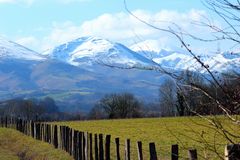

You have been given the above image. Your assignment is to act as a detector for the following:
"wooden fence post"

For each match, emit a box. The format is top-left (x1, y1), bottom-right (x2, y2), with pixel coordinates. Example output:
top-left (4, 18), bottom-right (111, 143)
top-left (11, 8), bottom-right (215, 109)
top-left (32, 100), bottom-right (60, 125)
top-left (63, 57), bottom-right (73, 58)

top-left (84, 132), bottom-right (88, 160)
top-left (45, 124), bottom-right (48, 142)
top-left (171, 144), bottom-right (179, 160)
top-left (79, 131), bottom-right (83, 159)
top-left (188, 149), bottom-right (198, 160)
top-left (125, 139), bottom-right (131, 160)
top-left (39, 123), bottom-right (42, 141)
top-left (46, 124), bottom-right (48, 142)
top-left (1, 117), bottom-right (4, 127)
top-left (225, 144), bottom-right (240, 160)
top-left (54, 125), bottom-right (58, 148)
top-left (82, 132), bottom-right (86, 160)
top-left (59, 126), bottom-right (61, 149)
top-left (149, 143), bottom-right (157, 160)
top-left (95, 134), bottom-right (99, 160)
top-left (61, 126), bottom-right (64, 150)
top-left (137, 141), bottom-right (143, 160)
top-left (37, 123), bottom-right (40, 140)
top-left (66, 127), bottom-right (70, 153)
top-left (89, 133), bottom-right (93, 160)
top-left (99, 134), bottom-right (104, 160)
top-left (49, 124), bottom-right (52, 144)
top-left (115, 138), bottom-right (121, 160)
top-left (5, 117), bottom-right (7, 128)
top-left (105, 135), bottom-right (111, 160)
top-left (69, 128), bottom-right (73, 155)
top-left (34, 123), bottom-right (37, 139)
top-left (73, 130), bottom-right (77, 159)
top-left (63, 126), bottom-right (66, 151)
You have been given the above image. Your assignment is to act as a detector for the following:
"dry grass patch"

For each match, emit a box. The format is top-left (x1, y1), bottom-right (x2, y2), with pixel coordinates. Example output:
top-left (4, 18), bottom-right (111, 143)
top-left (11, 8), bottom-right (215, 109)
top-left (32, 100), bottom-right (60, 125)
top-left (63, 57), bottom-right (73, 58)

top-left (0, 128), bottom-right (73, 160)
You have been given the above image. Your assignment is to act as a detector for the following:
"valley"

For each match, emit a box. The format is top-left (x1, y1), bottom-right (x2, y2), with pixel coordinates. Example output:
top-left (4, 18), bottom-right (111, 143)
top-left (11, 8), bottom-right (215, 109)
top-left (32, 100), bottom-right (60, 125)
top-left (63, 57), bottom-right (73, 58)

top-left (0, 36), bottom-right (239, 112)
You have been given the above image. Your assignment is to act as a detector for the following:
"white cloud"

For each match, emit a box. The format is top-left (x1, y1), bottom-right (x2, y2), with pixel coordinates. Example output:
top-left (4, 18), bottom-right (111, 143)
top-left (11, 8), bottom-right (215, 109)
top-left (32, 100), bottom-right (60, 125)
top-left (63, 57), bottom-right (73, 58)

top-left (0, 0), bottom-right (89, 5)
top-left (0, 0), bottom-right (14, 3)
top-left (130, 39), bottom-right (170, 52)
top-left (37, 9), bottom-right (209, 51)
top-left (15, 9), bottom-right (214, 52)
top-left (40, 21), bottom-right (83, 51)
top-left (16, 36), bottom-right (39, 50)
top-left (0, 0), bottom-right (34, 5)
top-left (59, 0), bottom-right (91, 4)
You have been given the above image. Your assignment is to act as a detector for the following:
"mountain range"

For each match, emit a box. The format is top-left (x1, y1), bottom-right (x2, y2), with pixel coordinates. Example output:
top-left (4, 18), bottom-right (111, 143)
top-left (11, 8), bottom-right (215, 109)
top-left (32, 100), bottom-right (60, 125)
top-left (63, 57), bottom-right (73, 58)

top-left (0, 36), bottom-right (239, 112)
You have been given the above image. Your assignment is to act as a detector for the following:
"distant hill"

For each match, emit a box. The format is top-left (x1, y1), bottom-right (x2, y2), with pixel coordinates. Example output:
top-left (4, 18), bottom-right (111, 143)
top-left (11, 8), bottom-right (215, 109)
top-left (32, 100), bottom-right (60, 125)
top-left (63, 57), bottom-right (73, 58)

top-left (0, 36), bottom-right (239, 112)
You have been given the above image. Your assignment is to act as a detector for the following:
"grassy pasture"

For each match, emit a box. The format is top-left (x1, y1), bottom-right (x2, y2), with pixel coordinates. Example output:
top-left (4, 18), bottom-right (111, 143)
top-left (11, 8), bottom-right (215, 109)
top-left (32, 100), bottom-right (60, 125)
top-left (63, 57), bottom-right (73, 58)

top-left (0, 128), bottom-right (73, 160)
top-left (55, 116), bottom-right (240, 159)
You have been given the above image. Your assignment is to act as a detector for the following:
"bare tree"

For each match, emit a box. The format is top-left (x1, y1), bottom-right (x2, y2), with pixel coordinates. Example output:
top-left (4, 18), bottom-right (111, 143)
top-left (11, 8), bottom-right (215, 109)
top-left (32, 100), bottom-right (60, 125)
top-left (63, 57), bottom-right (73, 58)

top-left (88, 104), bottom-right (106, 120)
top-left (97, 92), bottom-right (142, 119)
top-left (159, 79), bottom-right (177, 117)
top-left (122, 0), bottom-right (240, 159)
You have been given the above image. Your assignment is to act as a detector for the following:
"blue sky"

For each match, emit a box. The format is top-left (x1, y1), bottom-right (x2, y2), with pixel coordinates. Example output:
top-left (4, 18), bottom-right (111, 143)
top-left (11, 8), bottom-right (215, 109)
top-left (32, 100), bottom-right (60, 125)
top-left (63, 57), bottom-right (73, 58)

top-left (0, 0), bottom-right (227, 53)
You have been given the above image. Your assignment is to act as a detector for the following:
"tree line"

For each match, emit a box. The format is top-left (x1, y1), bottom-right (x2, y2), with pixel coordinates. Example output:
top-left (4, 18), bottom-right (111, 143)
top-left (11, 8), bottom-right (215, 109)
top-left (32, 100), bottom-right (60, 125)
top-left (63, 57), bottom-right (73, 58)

top-left (157, 70), bottom-right (240, 117)
top-left (0, 97), bottom-right (78, 121)
top-left (1, 70), bottom-right (239, 121)
top-left (89, 70), bottom-right (240, 119)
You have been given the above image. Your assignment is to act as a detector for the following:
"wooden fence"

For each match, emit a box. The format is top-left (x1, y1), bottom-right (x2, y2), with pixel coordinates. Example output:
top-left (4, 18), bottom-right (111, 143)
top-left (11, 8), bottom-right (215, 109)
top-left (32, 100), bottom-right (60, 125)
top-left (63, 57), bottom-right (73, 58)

top-left (0, 117), bottom-right (239, 160)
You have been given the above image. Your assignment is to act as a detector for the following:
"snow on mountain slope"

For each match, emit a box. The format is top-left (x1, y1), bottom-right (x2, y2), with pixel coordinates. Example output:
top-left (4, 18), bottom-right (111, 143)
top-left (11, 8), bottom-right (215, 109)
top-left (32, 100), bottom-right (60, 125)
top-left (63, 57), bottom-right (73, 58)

top-left (131, 39), bottom-right (240, 72)
top-left (153, 52), bottom-right (195, 69)
top-left (43, 36), bottom-right (156, 67)
top-left (154, 51), bottom-right (240, 72)
top-left (0, 36), bottom-right (45, 61)
top-left (131, 42), bottom-right (239, 72)
top-left (202, 53), bottom-right (240, 72)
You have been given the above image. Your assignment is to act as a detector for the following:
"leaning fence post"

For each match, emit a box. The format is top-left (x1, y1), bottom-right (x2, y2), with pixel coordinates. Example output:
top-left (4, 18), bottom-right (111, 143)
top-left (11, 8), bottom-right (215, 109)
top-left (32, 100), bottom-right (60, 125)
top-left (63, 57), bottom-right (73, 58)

top-left (225, 144), bottom-right (240, 160)
top-left (171, 144), bottom-right (179, 160)
top-left (149, 142), bottom-right (157, 160)
top-left (188, 149), bottom-right (198, 160)
top-left (137, 141), bottom-right (143, 160)
top-left (115, 138), bottom-right (121, 160)
top-left (105, 135), bottom-right (111, 160)
top-left (125, 139), bottom-right (131, 160)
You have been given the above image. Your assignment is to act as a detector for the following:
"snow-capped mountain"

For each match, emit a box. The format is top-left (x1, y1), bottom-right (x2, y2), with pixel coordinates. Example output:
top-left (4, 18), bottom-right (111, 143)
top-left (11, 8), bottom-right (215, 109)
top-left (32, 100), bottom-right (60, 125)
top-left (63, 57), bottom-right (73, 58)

top-left (0, 36), bottom-right (239, 112)
top-left (0, 36), bottom-right (163, 112)
top-left (43, 36), bottom-right (156, 68)
top-left (204, 52), bottom-right (240, 72)
top-left (131, 45), bottom-right (239, 73)
top-left (0, 36), bottom-right (45, 61)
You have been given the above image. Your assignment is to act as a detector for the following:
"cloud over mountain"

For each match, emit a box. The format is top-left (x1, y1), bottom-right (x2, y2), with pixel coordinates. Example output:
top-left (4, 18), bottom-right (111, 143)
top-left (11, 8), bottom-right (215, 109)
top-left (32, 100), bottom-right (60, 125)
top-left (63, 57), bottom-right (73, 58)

top-left (16, 9), bottom-right (209, 52)
top-left (0, 0), bottom-right (90, 5)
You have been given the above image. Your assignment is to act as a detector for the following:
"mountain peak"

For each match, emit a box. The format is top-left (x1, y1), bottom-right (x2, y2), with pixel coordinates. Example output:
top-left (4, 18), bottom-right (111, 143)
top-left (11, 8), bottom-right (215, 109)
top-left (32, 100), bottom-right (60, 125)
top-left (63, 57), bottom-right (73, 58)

top-left (43, 36), bottom-right (156, 67)
top-left (0, 36), bottom-right (45, 61)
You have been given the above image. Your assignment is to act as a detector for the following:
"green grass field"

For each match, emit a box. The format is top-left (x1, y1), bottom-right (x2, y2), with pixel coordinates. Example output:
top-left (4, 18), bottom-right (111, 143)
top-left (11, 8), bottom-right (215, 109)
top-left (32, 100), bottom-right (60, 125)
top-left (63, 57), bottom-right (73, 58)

top-left (55, 116), bottom-right (240, 159)
top-left (0, 128), bottom-right (73, 160)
